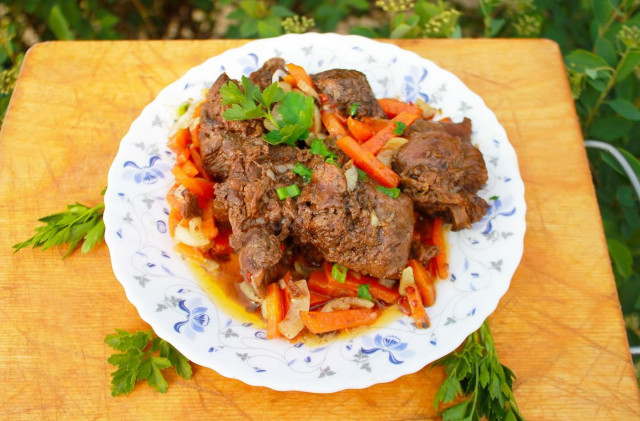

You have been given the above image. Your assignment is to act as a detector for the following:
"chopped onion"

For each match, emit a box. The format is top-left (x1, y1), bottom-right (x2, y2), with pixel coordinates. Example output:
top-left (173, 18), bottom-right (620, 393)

top-left (312, 104), bottom-right (321, 134)
top-left (265, 168), bottom-right (276, 181)
top-left (378, 137), bottom-right (409, 168)
top-left (398, 266), bottom-right (415, 296)
top-left (297, 80), bottom-right (319, 99)
top-left (239, 281), bottom-right (263, 305)
top-left (278, 279), bottom-right (310, 339)
top-left (321, 297), bottom-right (374, 312)
top-left (415, 98), bottom-right (437, 120)
top-left (344, 162), bottom-right (358, 192)
top-left (379, 278), bottom-right (395, 288)
top-left (272, 69), bottom-right (288, 83)
top-left (370, 210), bottom-right (380, 227)
top-left (277, 81), bottom-right (292, 92)
top-left (168, 98), bottom-right (203, 138)
top-left (174, 218), bottom-right (209, 248)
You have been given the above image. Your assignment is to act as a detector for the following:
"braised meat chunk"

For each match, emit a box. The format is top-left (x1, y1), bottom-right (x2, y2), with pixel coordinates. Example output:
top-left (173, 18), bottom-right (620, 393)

top-left (312, 69), bottom-right (387, 119)
top-left (392, 118), bottom-right (489, 230)
top-left (294, 162), bottom-right (414, 279)
top-left (198, 73), bottom-right (265, 181)
top-left (250, 57), bottom-right (286, 90)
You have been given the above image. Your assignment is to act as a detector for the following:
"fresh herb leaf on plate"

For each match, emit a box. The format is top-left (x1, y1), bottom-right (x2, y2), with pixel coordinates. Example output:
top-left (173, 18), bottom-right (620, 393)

top-left (221, 76), bottom-right (314, 146)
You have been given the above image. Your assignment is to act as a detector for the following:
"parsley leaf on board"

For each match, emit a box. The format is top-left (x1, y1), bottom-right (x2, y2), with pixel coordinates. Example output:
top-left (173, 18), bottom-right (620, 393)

top-left (432, 320), bottom-right (524, 421)
top-left (220, 76), bottom-right (313, 146)
top-left (105, 329), bottom-right (192, 396)
top-left (13, 198), bottom-right (105, 258)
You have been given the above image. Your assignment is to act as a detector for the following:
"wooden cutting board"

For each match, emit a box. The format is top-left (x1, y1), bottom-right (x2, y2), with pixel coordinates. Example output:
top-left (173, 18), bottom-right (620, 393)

top-left (1, 39), bottom-right (638, 420)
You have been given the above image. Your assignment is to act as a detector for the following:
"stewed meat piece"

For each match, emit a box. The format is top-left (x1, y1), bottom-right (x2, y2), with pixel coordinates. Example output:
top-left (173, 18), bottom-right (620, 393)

top-left (312, 69), bottom-right (387, 119)
top-left (392, 118), bottom-right (488, 230)
top-left (294, 161), bottom-right (414, 279)
top-left (249, 57), bottom-right (286, 90)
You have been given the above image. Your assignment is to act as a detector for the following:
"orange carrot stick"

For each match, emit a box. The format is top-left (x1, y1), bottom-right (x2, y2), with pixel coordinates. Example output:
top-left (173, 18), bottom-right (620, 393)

top-left (286, 63), bottom-right (314, 89)
top-left (321, 111), bottom-right (349, 136)
top-left (180, 160), bottom-right (199, 178)
top-left (174, 243), bottom-right (206, 265)
top-left (362, 117), bottom-right (391, 132)
top-left (300, 309), bottom-right (379, 334)
top-left (265, 283), bottom-right (284, 339)
top-left (336, 136), bottom-right (400, 188)
top-left (405, 285), bottom-right (430, 329)
top-left (201, 200), bottom-right (218, 240)
top-left (347, 117), bottom-right (374, 142)
top-left (432, 218), bottom-right (448, 280)
top-left (362, 111), bottom-right (419, 155)
top-left (378, 98), bottom-right (422, 118)
top-left (408, 259), bottom-right (436, 307)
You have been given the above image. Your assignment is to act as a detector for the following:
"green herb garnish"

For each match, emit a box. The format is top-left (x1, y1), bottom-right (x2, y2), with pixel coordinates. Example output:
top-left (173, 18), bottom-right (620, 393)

top-left (291, 162), bottom-right (313, 183)
top-left (331, 263), bottom-right (347, 283)
top-left (349, 102), bottom-right (360, 116)
top-left (490, 195), bottom-right (499, 201)
top-left (105, 329), bottom-right (192, 396)
top-left (276, 184), bottom-right (301, 200)
top-left (393, 121), bottom-right (407, 135)
top-left (177, 102), bottom-right (189, 116)
top-left (310, 139), bottom-right (340, 166)
top-left (357, 168), bottom-right (369, 181)
top-left (433, 320), bottom-right (524, 421)
top-left (13, 199), bottom-right (106, 258)
top-left (357, 284), bottom-right (373, 301)
top-left (221, 76), bottom-right (314, 146)
top-left (377, 186), bottom-right (400, 199)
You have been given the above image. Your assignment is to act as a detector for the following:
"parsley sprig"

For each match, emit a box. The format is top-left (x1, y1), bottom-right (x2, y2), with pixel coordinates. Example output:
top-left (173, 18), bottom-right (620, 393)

top-left (13, 197), bottom-right (105, 258)
top-left (433, 320), bottom-right (524, 421)
top-left (220, 76), bottom-right (314, 146)
top-left (105, 329), bottom-right (192, 396)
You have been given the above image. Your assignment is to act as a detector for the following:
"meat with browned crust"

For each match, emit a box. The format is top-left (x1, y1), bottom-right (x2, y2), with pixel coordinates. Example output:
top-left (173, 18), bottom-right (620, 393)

top-left (312, 69), bottom-right (387, 119)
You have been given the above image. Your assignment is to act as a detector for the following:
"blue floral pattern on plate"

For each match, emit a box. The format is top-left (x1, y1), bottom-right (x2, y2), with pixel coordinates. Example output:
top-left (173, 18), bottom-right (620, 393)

top-left (103, 33), bottom-right (526, 393)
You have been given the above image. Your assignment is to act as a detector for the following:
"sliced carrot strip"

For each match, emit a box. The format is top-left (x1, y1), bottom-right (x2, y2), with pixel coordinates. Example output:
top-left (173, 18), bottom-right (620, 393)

top-left (201, 200), bottom-right (218, 240)
top-left (362, 117), bottom-right (391, 132)
top-left (300, 309), bottom-right (379, 334)
top-left (180, 160), bottom-right (199, 178)
top-left (310, 291), bottom-right (331, 308)
top-left (168, 208), bottom-right (182, 237)
top-left (336, 136), bottom-right (400, 188)
top-left (408, 259), bottom-right (436, 307)
top-left (212, 228), bottom-right (233, 255)
top-left (287, 63), bottom-right (314, 89)
top-left (347, 117), bottom-right (374, 142)
top-left (406, 285), bottom-right (430, 329)
top-left (168, 129), bottom-right (191, 154)
top-left (265, 283), bottom-right (284, 339)
top-left (174, 243), bottom-right (206, 265)
top-left (378, 98), bottom-right (422, 118)
top-left (189, 146), bottom-right (211, 182)
top-left (362, 111), bottom-right (419, 155)
top-left (321, 111), bottom-right (349, 137)
top-left (432, 217), bottom-right (448, 280)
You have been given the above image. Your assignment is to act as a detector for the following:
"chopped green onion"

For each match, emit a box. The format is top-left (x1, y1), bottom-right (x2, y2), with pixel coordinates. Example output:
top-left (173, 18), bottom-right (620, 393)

top-left (357, 168), bottom-right (368, 181)
top-left (177, 102), bottom-right (190, 116)
top-left (358, 284), bottom-right (373, 301)
top-left (490, 195), bottom-right (499, 201)
top-left (349, 102), bottom-right (360, 116)
top-left (377, 186), bottom-right (400, 199)
top-left (276, 184), bottom-right (301, 200)
top-left (393, 121), bottom-right (407, 135)
top-left (331, 263), bottom-right (347, 283)
top-left (291, 162), bottom-right (313, 183)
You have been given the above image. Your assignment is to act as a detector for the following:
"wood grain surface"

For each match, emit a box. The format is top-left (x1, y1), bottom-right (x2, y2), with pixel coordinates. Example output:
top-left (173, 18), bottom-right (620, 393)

top-left (1, 39), bottom-right (639, 420)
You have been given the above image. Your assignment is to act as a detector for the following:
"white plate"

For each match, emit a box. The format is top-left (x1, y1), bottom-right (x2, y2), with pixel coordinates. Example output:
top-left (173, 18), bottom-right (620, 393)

top-left (104, 33), bottom-right (526, 393)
